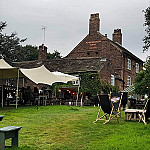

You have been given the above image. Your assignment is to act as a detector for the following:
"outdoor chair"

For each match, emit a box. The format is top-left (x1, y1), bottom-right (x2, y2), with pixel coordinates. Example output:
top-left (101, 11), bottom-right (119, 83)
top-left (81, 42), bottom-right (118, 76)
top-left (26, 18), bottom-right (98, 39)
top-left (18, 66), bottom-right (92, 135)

top-left (121, 92), bottom-right (128, 110)
top-left (125, 99), bottom-right (149, 125)
top-left (93, 93), bottom-right (122, 124)
top-left (110, 92), bottom-right (122, 118)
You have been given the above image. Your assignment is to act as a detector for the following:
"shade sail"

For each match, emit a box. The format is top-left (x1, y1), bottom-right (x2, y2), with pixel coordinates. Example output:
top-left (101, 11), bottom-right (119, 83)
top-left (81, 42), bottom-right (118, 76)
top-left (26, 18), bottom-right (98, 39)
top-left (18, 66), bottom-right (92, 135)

top-left (52, 71), bottom-right (79, 83)
top-left (20, 65), bottom-right (73, 85)
top-left (0, 59), bottom-right (19, 79)
top-left (0, 59), bottom-right (21, 108)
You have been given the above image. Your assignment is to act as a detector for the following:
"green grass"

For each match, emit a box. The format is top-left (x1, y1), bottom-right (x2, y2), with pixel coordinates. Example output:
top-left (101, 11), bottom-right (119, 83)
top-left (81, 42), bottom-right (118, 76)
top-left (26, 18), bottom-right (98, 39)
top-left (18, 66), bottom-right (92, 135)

top-left (0, 105), bottom-right (150, 150)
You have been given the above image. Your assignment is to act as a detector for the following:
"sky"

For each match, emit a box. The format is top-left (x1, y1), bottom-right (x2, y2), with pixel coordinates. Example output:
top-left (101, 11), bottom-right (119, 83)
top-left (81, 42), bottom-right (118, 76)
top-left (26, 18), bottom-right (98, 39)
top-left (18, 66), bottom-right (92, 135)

top-left (0, 0), bottom-right (150, 61)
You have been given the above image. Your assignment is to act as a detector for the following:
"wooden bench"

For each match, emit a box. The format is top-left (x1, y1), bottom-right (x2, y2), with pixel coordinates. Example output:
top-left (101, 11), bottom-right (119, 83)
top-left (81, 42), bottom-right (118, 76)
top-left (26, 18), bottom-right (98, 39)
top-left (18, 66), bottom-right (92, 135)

top-left (0, 115), bottom-right (4, 121)
top-left (0, 126), bottom-right (22, 150)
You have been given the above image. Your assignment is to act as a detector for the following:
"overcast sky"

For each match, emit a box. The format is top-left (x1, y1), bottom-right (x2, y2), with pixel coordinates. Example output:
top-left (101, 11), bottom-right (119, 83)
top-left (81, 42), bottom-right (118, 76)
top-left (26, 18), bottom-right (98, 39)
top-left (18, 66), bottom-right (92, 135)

top-left (0, 0), bottom-right (150, 61)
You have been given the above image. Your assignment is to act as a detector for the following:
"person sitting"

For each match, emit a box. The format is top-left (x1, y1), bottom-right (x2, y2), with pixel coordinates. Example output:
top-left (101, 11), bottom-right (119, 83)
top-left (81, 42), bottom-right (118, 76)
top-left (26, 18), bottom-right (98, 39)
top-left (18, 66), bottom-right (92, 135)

top-left (8, 92), bottom-right (13, 99)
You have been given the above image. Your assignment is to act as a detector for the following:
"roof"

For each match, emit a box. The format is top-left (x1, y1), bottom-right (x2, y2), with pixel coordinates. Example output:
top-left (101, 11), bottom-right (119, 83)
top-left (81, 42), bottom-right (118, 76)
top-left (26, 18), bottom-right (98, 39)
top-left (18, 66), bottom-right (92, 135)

top-left (66, 31), bottom-right (143, 63)
top-left (111, 41), bottom-right (143, 63)
top-left (44, 57), bottom-right (110, 73)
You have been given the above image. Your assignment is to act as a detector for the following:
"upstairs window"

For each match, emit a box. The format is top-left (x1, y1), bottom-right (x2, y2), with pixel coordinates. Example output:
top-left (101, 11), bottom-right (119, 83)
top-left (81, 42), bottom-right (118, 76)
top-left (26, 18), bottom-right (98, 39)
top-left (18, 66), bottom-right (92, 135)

top-left (127, 59), bottom-right (131, 70)
top-left (136, 63), bottom-right (139, 73)
top-left (111, 75), bottom-right (115, 86)
top-left (127, 76), bottom-right (131, 86)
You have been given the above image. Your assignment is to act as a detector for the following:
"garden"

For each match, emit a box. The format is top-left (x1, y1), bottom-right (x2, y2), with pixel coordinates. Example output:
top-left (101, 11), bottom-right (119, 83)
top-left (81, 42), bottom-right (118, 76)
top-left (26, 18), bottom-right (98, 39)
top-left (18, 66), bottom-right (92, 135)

top-left (0, 105), bottom-right (150, 150)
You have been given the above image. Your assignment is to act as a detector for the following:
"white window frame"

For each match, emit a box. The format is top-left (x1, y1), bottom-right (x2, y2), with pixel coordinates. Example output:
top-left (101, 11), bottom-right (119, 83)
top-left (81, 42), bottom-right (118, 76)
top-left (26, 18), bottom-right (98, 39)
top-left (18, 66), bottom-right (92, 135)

top-left (127, 76), bottom-right (131, 86)
top-left (111, 75), bottom-right (115, 86)
top-left (6, 79), bottom-right (11, 86)
top-left (127, 59), bottom-right (131, 70)
top-left (136, 63), bottom-right (139, 73)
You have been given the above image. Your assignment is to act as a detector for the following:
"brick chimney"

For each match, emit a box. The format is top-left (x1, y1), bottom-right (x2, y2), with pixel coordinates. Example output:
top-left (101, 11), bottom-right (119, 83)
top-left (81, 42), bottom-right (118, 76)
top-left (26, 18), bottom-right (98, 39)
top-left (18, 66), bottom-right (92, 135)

top-left (89, 13), bottom-right (100, 35)
top-left (112, 29), bottom-right (122, 45)
top-left (38, 44), bottom-right (47, 61)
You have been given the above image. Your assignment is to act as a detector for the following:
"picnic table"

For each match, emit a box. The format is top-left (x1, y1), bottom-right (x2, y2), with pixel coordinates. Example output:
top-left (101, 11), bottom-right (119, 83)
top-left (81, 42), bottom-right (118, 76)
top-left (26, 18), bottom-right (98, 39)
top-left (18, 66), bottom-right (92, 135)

top-left (0, 115), bottom-right (4, 121)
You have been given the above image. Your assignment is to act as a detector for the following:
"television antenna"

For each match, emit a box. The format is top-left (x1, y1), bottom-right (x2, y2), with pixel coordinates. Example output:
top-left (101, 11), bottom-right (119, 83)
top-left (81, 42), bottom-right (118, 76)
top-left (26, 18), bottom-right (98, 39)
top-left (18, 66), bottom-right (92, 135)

top-left (41, 26), bottom-right (47, 44)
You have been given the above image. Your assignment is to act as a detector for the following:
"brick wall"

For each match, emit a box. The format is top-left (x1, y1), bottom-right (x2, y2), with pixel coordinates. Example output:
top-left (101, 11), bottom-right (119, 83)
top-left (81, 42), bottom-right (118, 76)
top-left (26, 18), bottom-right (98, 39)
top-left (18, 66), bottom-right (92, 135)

top-left (38, 44), bottom-right (47, 61)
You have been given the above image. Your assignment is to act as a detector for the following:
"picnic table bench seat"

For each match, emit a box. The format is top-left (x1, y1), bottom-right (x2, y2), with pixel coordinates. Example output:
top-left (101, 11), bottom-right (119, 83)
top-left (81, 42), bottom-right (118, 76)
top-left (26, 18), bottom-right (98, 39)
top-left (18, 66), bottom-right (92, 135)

top-left (0, 126), bottom-right (22, 150)
top-left (0, 115), bottom-right (4, 121)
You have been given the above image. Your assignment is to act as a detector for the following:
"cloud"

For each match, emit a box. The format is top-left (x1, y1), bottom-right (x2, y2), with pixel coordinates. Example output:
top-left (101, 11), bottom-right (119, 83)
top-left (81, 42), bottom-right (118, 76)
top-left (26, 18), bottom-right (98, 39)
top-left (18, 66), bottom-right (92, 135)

top-left (0, 0), bottom-right (149, 60)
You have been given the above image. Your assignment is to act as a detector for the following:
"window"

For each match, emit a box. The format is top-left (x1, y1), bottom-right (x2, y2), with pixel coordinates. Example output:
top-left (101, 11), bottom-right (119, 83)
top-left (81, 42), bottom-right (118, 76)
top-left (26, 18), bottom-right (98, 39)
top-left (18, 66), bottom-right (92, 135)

top-left (111, 75), bottom-right (115, 86)
top-left (127, 76), bottom-right (131, 86)
top-left (127, 59), bottom-right (131, 70)
top-left (6, 79), bottom-right (11, 86)
top-left (136, 63), bottom-right (139, 73)
top-left (72, 79), bottom-right (79, 85)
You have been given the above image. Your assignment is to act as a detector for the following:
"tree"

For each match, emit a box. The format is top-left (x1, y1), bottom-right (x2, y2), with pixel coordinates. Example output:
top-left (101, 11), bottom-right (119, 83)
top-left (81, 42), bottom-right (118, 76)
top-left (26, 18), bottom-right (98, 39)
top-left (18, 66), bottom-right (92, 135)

top-left (0, 21), bottom-right (62, 62)
top-left (134, 59), bottom-right (150, 95)
top-left (0, 21), bottom-right (27, 62)
top-left (143, 7), bottom-right (150, 52)
top-left (47, 50), bottom-right (62, 59)
top-left (21, 45), bottom-right (38, 61)
top-left (79, 72), bottom-right (119, 99)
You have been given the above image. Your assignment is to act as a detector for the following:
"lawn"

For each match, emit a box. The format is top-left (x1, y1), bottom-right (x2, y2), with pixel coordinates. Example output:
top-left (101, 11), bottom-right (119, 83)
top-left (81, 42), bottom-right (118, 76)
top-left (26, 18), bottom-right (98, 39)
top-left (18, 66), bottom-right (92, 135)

top-left (0, 105), bottom-right (150, 150)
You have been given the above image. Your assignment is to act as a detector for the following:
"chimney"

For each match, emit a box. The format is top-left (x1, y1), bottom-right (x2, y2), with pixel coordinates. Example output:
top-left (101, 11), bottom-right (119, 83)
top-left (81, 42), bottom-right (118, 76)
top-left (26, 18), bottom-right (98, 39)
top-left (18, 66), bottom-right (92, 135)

top-left (112, 29), bottom-right (122, 45)
top-left (89, 13), bottom-right (100, 35)
top-left (38, 44), bottom-right (47, 61)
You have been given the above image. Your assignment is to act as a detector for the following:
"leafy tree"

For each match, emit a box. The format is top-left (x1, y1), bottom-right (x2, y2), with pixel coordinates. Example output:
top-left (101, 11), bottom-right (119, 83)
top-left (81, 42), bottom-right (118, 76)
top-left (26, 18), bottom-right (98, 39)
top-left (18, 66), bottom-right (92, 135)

top-left (79, 72), bottom-right (119, 99)
top-left (143, 7), bottom-right (150, 52)
top-left (21, 45), bottom-right (38, 61)
top-left (0, 21), bottom-right (27, 62)
top-left (134, 59), bottom-right (150, 95)
top-left (47, 50), bottom-right (62, 59)
top-left (20, 46), bottom-right (62, 61)
top-left (0, 21), bottom-right (62, 62)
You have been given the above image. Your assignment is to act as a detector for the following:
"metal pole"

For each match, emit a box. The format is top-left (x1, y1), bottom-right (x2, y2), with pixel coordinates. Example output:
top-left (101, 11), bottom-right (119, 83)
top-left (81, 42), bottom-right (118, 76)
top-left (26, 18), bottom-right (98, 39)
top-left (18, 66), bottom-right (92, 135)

top-left (76, 84), bottom-right (80, 106)
top-left (76, 90), bottom-right (78, 106)
top-left (16, 69), bottom-right (19, 109)
top-left (2, 84), bottom-right (3, 107)
top-left (2, 70), bottom-right (4, 107)
top-left (42, 26), bottom-right (47, 44)
top-left (81, 93), bottom-right (83, 107)
top-left (23, 78), bottom-right (24, 87)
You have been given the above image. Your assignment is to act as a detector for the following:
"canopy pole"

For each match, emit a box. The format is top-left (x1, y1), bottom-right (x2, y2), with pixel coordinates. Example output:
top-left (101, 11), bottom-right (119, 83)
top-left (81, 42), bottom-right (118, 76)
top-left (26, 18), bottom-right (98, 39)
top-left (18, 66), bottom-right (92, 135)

top-left (2, 84), bottom-right (3, 107)
top-left (76, 78), bottom-right (80, 107)
top-left (2, 70), bottom-right (4, 107)
top-left (76, 91), bottom-right (78, 106)
top-left (81, 93), bottom-right (83, 107)
top-left (76, 86), bottom-right (79, 106)
top-left (23, 78), bottom-right (24, 87)
top-left (16, 69), bottom-right (19, 109)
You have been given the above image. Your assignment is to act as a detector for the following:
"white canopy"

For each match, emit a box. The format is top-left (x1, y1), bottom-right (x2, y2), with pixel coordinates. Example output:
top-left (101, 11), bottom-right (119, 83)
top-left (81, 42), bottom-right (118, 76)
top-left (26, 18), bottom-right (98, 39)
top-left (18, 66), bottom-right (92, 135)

top-left (0, 59), bottom-right (19, 79)
top-left (52, 71), bottom-right (79, 83)
top-left (20, 65), bottom-right (76, 85)
top-left (0, 59), bottom-right (20, 108)
top-left (0, 59), bottom-right (80, 107)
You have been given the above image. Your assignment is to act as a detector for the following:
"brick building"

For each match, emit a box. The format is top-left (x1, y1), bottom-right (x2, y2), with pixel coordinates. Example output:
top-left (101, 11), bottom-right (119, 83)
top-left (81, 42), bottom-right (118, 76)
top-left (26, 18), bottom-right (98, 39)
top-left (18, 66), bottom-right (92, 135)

top-left (64, 13), bottom-right (143, 90)
top-left (13, 13), bottom-right (143, 91)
